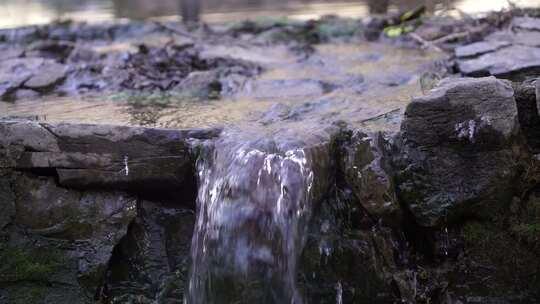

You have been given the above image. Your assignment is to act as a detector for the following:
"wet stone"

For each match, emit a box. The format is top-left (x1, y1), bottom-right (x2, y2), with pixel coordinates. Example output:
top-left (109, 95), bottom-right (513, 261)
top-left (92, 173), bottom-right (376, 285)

top-left (4, 172), bottom-right (137, 299)
top-left (339, 131), bottom-right (401, 224)
top-left (393, 77), bottom-right (524, 227)
top-left (243, 79), bottom-right (334, 100)
top-left (102, 200), bottom-right (195, 303)
top-left (0, 173), bottom-right (15, 229)
top-left (299, 193), bottom-right (396, 304)
top-left (536, 77), bottom-right (540, 116)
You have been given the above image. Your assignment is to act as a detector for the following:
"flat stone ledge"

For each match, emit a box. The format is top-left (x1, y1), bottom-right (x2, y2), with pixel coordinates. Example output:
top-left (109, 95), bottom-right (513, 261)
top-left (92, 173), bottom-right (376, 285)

top-left (0, 120), bottom-right (220, 195)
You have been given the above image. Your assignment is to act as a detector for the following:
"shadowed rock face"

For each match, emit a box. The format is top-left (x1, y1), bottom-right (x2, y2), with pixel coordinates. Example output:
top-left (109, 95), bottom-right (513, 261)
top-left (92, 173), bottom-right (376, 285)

top-left (103, 200), bottom-right (195, 303)
top-left (513, 80), bottom-right (540, 152)
top-left (394, 77), bottom-right (526, 227)
top-left (0, 120), bottom-right (216, 303)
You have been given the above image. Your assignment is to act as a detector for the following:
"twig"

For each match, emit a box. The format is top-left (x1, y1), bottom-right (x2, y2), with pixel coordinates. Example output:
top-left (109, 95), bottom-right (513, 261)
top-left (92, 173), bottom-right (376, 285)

top-left (409, 32), bottom-right (443, 52)
top-left (430, 31), bottom-right (470, 44)
top-left (360, 108), bottom-right (401, 124)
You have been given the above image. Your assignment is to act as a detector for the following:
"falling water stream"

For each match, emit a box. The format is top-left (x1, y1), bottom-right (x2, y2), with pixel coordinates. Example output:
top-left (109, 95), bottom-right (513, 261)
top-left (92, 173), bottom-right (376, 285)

top-left (186, 130), bottom-right (334, 303)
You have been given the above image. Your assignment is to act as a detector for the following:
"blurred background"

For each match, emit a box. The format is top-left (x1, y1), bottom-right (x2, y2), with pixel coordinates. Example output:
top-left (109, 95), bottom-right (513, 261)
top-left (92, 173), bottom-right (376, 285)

top-left (1, 0), bottom-right (538, 28)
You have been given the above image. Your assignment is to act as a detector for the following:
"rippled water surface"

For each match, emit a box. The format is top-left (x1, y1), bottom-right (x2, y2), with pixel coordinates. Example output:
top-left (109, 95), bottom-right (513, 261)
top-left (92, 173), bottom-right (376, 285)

top-left (0, 41), bottom-right (443, 132)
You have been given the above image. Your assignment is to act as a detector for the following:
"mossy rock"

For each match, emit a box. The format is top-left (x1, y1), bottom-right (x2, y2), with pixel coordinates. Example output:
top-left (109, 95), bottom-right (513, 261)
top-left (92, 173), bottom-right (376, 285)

top-left (0, 245), bottom-right (64, 283)
top-left (455, 221), bottom-right (540, 300)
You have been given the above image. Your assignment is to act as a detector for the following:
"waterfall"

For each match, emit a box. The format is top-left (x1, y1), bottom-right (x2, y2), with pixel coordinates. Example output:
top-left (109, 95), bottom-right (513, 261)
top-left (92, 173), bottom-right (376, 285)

top-left (186, 136), bottom-right (321, 304)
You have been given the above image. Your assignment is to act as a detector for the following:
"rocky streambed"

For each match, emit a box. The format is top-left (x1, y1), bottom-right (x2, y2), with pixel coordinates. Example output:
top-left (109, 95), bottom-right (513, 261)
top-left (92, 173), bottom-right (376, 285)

top-left (1, 9), bottom-right (540, 304)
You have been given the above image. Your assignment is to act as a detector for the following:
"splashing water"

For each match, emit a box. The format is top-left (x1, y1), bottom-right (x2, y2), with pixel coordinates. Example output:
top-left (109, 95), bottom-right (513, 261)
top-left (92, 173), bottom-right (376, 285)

top-left (336, 281), bottom-right (343, 304)
top-left (186, 136), bottom-right (324, 304)
top-left (124, 155), bottom-right (129, 176)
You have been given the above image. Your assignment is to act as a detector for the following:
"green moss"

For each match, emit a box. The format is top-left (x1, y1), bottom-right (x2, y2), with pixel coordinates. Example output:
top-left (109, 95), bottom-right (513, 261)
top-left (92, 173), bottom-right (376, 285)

top-left (512, 223), bottom-right (540, 245)
top-left (510, 194), bottom-right (540, 249)
top-left (12, 285), bottom-right (47, 304)
top-left (110, 91), bottom-right (181, 107)
top-left (0, 246), bottom-right (65, 283)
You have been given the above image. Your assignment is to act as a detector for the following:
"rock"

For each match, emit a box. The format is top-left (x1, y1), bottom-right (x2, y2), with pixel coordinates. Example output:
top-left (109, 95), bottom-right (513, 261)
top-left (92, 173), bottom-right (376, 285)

top-left (12, 173), bottom-right (136, 235)
top-left (457, 45), bottom-right (540, 79)
top-left (0, 120), bottom-right (221, 302)
top-left (14, 88), bottom-right (40, 100)
top-left (26, 40), bottom-right (75, 62)
top-left (0, 47), bottom-right (24, 61)
top-left (102, 200), bottom-right (195, 302)
top-left (298, 191), bottom-right (397, 304)
top-left (0, 172), bottom-right (15, 229)
top-left (24, 61), bottom-right (67, 91)
top-left (511, 32), bottom-right (540, 47)
top-left (243, 79), bottom-right (334, 100)
top-left (394, 77), bottom-right (524, 227)
top-left (455, 41), bottom-right (511, 58)
top-left (456, 17), bottom-right (540, 81)
top-left (339, 131), bottom-right (401, 224)
top-left (0, 58), bottom-right (43, 101)
top-left (13, 174), bottom-right (82, 235)
top-left (513, 80), bottom-right (540, 151)
top-left (0, 172), bottom-right (137, 300)
top-left (173, 70), bottom-right (222, 99)
top-left (513, 17), bottom-right (540, 31)
top-left (258, 103), bottom-right (293, 125)
top-left (120, 44), bottom-right (261, 93)
top-left (537, 77), bottom-right (540, 115)
top-left (0, 121), bottom-right (220, 204)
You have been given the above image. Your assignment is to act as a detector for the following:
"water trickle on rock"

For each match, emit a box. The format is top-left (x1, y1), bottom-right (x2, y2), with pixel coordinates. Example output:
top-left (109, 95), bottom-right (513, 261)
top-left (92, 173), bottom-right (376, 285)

top-left (186, 134), bottom-right (323, 304)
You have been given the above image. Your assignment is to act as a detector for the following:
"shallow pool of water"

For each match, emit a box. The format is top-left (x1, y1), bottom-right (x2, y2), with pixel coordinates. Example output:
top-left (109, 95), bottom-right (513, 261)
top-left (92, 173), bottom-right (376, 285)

top-left (0, 41), bottom-right (443, 133)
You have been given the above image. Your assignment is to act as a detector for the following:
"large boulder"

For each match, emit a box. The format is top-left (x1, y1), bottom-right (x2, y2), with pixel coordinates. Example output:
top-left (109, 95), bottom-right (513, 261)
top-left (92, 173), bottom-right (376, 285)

top-left (393, 77), bottom-right (526, 227)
